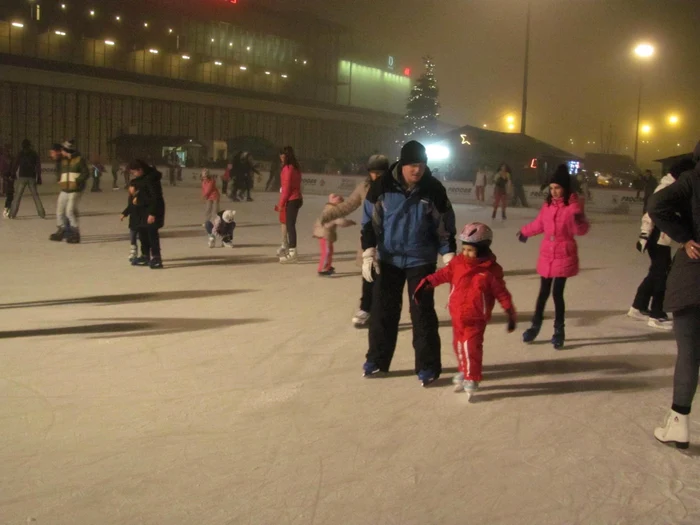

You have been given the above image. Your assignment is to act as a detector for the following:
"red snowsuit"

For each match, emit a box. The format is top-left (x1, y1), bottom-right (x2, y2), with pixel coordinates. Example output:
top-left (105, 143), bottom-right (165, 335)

top-left (421, 254), bottom-right (515, 382)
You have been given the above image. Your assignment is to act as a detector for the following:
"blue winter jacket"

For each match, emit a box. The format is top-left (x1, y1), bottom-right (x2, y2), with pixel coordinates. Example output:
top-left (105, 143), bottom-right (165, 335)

top-left (361, 162), bottom-right (457, 269)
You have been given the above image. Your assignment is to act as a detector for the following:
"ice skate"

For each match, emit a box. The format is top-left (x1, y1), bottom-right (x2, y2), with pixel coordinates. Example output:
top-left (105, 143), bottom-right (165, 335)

top-left (280, 248), bottom-right (298, 264)
top-left (452, 372), bottom-right (465, 393)
top-left (318, 267), bottom-right (335, 276)
top-left (223, 241), bottom-right (234, 248)
top-left (654, 410), bottom-right (689, 449)
top-left (648, 316), bottom-right (673, 331)
top-left (129, 244), bottom-right (137, 263)
top-left (552, 325), bottom-right (565, 350)
top-left (49, 226), bottom-right (65, 242)
top-left (352, 310), bottom-right (370, 327)
top-left (362, 361), bottom-right (385, 378)
top-left (418, 369), bottom-right (438, 387)
top-left (627, 307), bottom-right (650, 321)
top-left (276, 244), bottom-right (288, 257)
top-left (522, 323), bottom-right (541, 343)
top-left (65, 228), bottom-right (80, 244)
top-left (463, 380), bottom-right (479, 401)
top-left (2, 208), bottom-right (9, 218)
top-left (208, 235), bottom-right (216, 249)
top-left (131, 255), bottom-right (150, 266)
top-left (149, 257), bottom-right (164, 269)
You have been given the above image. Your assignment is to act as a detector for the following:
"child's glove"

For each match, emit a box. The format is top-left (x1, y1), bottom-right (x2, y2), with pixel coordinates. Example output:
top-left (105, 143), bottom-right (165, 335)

top-left (362, 248), bottom-right (379, 282)
top-left (636, 233), bottom-right (648, 253)
top-left (516, 231), bottom-right (528, 243)
top-left (413, 278), bottom-right (434, 305)
top-left (506, 308), bottom-right (517, 333)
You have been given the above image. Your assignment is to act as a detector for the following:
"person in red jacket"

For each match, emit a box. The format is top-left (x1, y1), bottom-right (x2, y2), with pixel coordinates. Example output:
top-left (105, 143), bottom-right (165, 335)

top-left (275, 146), bottom-right (303, 263)
top-left (201, 168), bottom-right (220, 224)
top-left (414, 222), bottom-right (517, 397)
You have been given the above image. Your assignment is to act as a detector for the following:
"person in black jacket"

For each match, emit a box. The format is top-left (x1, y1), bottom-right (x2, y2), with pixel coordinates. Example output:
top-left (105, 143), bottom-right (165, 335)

top-left (9, 139), bottom-right (45, 219)
top-left (126, 160), bottom-right (166, 269)
top-left (648, 140), bottom-right (700, 450)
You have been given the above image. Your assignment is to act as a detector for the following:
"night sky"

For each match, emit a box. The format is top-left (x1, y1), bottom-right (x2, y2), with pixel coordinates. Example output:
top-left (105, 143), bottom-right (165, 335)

top-left (258, 0), bottom-right (700, 166)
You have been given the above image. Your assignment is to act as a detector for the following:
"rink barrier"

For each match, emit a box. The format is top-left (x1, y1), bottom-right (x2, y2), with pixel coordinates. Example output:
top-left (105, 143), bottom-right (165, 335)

top-left (40, 164), bottom-right (643, 215)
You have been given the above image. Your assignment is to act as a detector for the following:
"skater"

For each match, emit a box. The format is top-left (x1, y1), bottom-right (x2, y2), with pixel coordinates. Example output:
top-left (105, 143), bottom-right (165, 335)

top-left (492, 163), bottom-right (511, 219)
top-left (50, 140), bottom-right (90, 244)
top-left (126, 159), bottom-right (166, 269)
top-left (205, 210), bottom-right (237, 248)
top-left (0, 145), bottom-right (13, 218)
top-left (120, 180), bottom-right (142, 264)
top-left (648, 140), bottom-right (700, 450)
top-left (474, 165), bottom-right (487, 202)
top-left (90, 159), bottom-right (104, 192)
top-left (414, 222), bottom-right (517, 396)
top-left (240, 152), bottom-right (259, 202)
top-left (276, 146), bottom-right (303, 263)
top-left (628, 158), bottom-right (695, 329)
top-left (222, 161), bottom-right (231, 196)
top-left (314, 154), bottom-right (389, 326)
top-left (265, 153), bottom-right (282, 192)
top-left (361, 140), bottom-right (457, 386)
top-left (313, 193), bottom-right (356, 276)
top-left (517, 164), bottom-right (590, 349)
top-left (9, 139), bottom-right (45, 219)
top-left (510, 168), bottom-right (529, 208)
top-left (201, 168), bottom-right (220, 224)
top-left (641, 170), bottom-right (658, 213)
top-left (110, 159), bottom-right (122, 190)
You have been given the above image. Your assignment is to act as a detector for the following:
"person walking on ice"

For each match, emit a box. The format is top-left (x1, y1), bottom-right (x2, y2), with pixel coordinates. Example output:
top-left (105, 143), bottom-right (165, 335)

top-left (361, 140), bottom-right (456, 386)
top-left (313, 154), bottom-right (389, 322)
top-left (9, 139), bottom-right (45, 219)
top-left (516, 164), bottom-right (590, 349)
top-left (413, 222), bottom-right (517, 398)
top-left (50, 140), bottom-right (89, 244)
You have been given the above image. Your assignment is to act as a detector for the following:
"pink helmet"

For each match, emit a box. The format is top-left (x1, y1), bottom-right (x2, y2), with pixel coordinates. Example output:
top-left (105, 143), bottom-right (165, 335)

top-left (459, 222), bottom-right (493, 245)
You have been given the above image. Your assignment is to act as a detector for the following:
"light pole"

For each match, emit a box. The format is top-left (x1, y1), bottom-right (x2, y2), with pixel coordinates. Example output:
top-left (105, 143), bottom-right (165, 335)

top-left (632, 43), bottom-right (654, 164)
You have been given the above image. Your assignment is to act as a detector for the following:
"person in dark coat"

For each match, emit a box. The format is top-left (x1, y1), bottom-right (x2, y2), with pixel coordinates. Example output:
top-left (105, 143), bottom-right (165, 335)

top-left (126, 159), bottom-right (165, 269)
top-left (648, 140), bottom-right (700, 450)
top-left (642, 170), bottom-right (658, 213)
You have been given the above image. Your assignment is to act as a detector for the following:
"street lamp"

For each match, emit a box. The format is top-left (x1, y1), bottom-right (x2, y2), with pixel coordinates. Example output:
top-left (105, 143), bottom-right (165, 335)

top-left (632, 42), bottom-right (655, 164)
top-left (668, 114), bottom-right (679, 126)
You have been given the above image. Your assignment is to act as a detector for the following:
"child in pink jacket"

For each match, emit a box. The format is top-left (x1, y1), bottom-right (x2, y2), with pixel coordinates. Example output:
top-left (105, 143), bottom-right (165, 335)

top-left (313, 193), bottom-right (355, 276)
top-left (201, 168), bottom-right (220, 224)
top-left (517, 164), bottom-right (590, 349)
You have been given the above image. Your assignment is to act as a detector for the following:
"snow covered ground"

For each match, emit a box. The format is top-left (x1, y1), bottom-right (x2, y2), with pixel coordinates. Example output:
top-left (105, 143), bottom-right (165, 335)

top-left (1, 182), bottom-right (699, 525)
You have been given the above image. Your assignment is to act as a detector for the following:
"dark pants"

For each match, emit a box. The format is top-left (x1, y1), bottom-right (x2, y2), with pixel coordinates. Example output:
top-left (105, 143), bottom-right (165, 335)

top-left (285, 199), bottom-right (302, 248)
top-left (511, 185), bottom-right (528, 208)
top-left (168, 167), bottom-right (177, 186)
top-left (366, 261), bottom-right (441, 374)
top-left (672, 307), bottom-right (700, 412)
top-left (3, 178), bottom-right (14, 209)
top-left (91, 174), bottom-right (101, 191)
top-left (138, 226), bottom-right (161, 259)
top-left (221, 179), bottom-right (228, 195)
top-left (10, 178), bottom-right (45, 218)
top-left (532, 277), bottom-right (568, 327)
top-left (360, 274), bottom-right (375, 312)
top-left (632, 244), bottom-right (672, 318)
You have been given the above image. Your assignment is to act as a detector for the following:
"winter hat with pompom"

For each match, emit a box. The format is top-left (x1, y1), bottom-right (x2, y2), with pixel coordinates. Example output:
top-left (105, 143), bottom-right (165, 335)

top-left (222, 210), bottom-right (236, 223)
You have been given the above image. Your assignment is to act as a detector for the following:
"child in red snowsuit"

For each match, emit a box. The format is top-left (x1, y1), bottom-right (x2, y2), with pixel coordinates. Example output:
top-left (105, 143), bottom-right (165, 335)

top-left (414, 222), bottom-right (517, 394)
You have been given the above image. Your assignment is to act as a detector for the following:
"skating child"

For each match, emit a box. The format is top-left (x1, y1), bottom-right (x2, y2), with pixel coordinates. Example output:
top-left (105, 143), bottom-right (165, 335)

top-left (313, 193), bottom-right (355, 276)
top-left (201, 168), bottom-right (220, 224)
top-left (413, 222), bottom-right (517, 396)
top-left (205, 210), bottom-right (237, 248)
top-left (517, 164), bottom-right (590, 349)
top-left (120, 181), bottom-right (141, 263)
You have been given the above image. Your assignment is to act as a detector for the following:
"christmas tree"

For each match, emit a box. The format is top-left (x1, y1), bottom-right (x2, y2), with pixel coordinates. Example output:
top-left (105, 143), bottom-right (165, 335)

top-left (401, 56), bottom-right (440, 143)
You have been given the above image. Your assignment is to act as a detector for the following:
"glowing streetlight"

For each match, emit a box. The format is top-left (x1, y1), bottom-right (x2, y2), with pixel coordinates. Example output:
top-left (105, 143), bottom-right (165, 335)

top-left (508, 123), bottom-right (516, 131)
top-left (668, 114), bottom-right (679, 126)
top-left (506, 115), bottom-right (515, 124)
top-left (641, 124), bottom-right (652, 135)
top-left (11, 22), bottom-right (24, 28)
top-left (632, 42), bottom-right (655, 164)
top-left (482, 124), bottom-right (487, 128)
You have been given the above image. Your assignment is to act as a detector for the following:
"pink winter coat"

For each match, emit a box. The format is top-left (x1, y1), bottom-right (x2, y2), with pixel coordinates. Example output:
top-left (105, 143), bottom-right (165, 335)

top-left (520, 193), bottom-right (590, 278)
top-left (201, 177), bottom-right (220, 201)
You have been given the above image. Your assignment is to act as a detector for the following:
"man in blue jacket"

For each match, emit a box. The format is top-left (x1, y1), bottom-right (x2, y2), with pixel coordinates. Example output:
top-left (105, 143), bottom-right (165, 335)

top-left (361, 140), bottom-right (457, 386)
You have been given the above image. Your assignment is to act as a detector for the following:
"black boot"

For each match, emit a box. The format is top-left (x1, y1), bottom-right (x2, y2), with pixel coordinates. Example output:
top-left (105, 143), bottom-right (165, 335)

top-left (49, 226), bottom-right (65, 242)
top-left (491, 209), bottom-right (497, 219)
top-left (66, 228), bottom-right (81, 244)
top-left (523, 323), bottom-right (541, 343)
top-left (552, 324), bottom-right (565, 350)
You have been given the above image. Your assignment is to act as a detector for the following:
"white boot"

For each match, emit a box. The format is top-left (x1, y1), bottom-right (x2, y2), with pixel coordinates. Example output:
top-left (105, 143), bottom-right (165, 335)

top-left (208, 235), bottom-right (216, 249)
top-left (276, 244), bottom-right (288, 257)
top-left (280, 248), bottom-right (298, 263)
top-left (654, 410), bottom-right (689, 449)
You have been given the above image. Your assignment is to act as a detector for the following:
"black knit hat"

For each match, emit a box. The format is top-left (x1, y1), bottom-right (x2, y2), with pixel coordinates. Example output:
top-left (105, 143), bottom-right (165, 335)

top-left (400, 140), bottom-right (428, 165)
top-left (549, 164), bottom-right (571, 192)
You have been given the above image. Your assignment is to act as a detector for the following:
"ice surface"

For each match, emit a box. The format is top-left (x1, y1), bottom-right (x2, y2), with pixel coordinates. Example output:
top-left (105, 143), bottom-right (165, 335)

top-left (1, 182), bottom-right (699, 525)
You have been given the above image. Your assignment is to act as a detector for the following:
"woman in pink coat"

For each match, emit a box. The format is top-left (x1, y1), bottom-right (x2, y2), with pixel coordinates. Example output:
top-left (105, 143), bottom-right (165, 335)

top-left (517, 164), bottom-right (590, 349)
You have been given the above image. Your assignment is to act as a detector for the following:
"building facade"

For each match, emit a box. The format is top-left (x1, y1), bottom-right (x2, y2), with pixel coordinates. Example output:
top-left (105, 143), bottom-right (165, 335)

top-left (0, 0), bottom-right (411, 165)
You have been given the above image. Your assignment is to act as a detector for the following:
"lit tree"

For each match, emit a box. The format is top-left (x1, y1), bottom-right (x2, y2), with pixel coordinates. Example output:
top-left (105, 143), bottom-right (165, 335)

top-left (401, 56), bottom-right (440, 143)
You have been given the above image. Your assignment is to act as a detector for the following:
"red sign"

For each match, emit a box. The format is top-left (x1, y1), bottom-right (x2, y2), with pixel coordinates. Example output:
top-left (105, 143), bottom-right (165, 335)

top-left (530, 158), bottom-right (538, 169)
top-left (404, 67), bottom-right (411, 76)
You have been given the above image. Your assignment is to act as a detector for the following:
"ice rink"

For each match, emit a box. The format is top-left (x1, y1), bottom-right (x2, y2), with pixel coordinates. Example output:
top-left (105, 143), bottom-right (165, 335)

top-left (1, 181), bottom-right (699, 525)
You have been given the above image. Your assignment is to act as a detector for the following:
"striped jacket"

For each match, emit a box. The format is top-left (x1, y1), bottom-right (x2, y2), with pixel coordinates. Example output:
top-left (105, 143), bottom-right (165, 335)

top-left (58, 155), bottom-right (90, 193)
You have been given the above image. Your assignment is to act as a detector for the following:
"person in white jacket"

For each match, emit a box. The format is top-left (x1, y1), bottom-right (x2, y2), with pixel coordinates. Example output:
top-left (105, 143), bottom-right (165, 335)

top-left (628, 159), bottom-right (696, 329)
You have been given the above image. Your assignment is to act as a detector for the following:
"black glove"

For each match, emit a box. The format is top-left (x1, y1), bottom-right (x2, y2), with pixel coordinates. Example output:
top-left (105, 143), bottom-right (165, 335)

top-left (506, 309), bottom-right (517, 333)
top-left (517, 232), bottom-right (528, 243)
top-left (636, 234), bottom-right (648, 254)
top-left (413, 279), bottom-right (433, 305)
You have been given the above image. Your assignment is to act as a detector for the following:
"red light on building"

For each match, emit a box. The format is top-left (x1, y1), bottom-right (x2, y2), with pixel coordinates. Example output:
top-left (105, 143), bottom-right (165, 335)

top-left (403, 67), bottom-right (411, 76)
top-left (530, 158), bottom-right (538, 169)
top-left (228, 0), bottom-right (238, 4)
